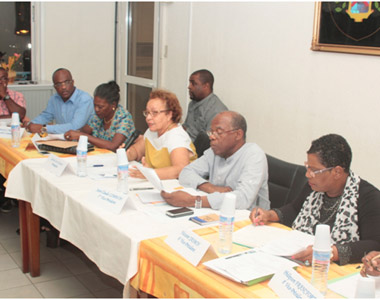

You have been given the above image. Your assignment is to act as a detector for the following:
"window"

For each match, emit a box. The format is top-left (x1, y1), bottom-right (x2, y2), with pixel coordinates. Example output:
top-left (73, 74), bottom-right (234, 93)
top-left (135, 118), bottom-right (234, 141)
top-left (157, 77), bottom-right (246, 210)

top-left (0, 2), bottom-right (32, 82)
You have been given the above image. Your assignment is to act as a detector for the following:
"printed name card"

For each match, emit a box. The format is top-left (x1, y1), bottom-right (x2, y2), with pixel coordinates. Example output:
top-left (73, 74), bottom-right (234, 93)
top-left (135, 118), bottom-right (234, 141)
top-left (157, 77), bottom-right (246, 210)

top-left (165, 229), bottom-right (210, 266)
top-left (268, 268), bottom-right (323, 299)
top-left (44, 154), bottom-right (70, 176)
top-left (89, 187), bottom-right (128, 214)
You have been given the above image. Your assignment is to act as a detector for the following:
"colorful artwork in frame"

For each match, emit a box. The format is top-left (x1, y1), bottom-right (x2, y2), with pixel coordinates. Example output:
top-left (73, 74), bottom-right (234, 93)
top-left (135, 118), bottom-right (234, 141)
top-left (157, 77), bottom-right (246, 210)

top-left (311, 2), bottom-right (380, 56)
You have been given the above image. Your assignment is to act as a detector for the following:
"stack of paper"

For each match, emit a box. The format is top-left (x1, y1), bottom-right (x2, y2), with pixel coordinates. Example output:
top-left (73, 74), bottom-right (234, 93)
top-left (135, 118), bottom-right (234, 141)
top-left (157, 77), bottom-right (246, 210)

top-left (204, 249), bottom-right (299, 285)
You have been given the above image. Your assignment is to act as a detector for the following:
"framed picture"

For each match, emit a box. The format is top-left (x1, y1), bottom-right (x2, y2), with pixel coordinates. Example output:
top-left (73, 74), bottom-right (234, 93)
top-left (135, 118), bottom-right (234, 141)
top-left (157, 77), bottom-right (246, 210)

top-left (311, 2), bottom-right (380, 56)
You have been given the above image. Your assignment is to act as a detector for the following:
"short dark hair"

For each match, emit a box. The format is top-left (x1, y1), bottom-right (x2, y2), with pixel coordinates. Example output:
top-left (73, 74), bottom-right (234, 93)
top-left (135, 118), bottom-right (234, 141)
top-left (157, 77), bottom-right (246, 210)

top-left (94, 81), bottom-right (120, 105)
top-left (191, 69), bottom-right (214, 91)
top-left (307, 134), bottom-right (352, 173)
top-left (149, 89), bottom-right (182, 123)
top-left (230, 111), bottom-right (247, 140)
top-left (52, 68), bottom-right (72, 82)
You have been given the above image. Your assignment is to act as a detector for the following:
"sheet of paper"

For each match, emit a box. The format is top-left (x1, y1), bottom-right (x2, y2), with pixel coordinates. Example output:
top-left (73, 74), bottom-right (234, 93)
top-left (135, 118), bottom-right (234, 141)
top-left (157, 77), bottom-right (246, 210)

top-left (233, 225), bottom-right (290, 248)
top-left (204, 249), bottom-right (299, 284)
top-left (259, 230), bottom-right (315, 257)
top-left (136, 164), bottom-right (164, 190)
top-left (135, 190), bottom-right (165, 204)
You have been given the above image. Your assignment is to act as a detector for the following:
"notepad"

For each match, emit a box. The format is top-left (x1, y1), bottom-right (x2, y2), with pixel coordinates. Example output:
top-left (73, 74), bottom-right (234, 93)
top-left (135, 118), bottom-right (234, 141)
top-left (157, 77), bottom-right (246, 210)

top-left (203, 249), bottom-right (299, 285)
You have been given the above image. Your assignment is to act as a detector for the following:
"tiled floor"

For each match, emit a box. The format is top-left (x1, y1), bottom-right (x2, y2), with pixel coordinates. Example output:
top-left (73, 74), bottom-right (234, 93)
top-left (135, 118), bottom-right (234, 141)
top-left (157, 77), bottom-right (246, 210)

top-left (0, 207), bottom-right (124, 298)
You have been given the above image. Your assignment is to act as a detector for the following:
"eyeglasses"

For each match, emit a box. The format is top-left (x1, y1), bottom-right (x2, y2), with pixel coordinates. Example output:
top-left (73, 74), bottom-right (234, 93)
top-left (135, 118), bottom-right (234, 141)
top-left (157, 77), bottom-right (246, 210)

top-left (304, 162), bottom-right (333, 178)
top-left (142, 109), bottom-right (170, 118)
top-left (206, 128), bottom-right (238, 138)
top-left (0, 76), bottom-right (8, 82)
top-left (54, 80), bottom-right (73, 88)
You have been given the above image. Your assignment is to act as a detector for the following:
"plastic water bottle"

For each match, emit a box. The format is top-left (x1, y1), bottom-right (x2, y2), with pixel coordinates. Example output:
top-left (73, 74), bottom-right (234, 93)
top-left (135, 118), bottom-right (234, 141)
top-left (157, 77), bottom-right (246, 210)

top-left (116, 148), bottom-right (129, 193)
top-left (11, 112), bottom-right (20, 148)
top-left (218, 193), bottom-right (236, 254)
top-left (311, 224), bottom-right (332, 296)
top-left (76, 135), bottom-right (88, 177)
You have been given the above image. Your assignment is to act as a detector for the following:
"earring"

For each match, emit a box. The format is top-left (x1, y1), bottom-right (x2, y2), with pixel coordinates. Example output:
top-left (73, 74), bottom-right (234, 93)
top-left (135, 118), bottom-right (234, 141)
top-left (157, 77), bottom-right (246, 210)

top-left (112, 107), bottom-right (115, 111)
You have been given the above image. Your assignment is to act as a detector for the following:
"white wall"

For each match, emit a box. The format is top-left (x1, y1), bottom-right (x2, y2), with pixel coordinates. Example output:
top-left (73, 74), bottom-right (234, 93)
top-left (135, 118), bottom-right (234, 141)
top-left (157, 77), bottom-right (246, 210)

top-left (159, 2), bottom-right (380, 188)
top-left (42, 2), bottom-right (115, 95)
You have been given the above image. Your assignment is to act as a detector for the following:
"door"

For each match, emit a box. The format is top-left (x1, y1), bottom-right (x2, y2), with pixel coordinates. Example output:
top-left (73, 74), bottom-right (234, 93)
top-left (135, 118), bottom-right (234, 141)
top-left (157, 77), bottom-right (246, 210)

top-left (116, 2), bottom-right (159, 133)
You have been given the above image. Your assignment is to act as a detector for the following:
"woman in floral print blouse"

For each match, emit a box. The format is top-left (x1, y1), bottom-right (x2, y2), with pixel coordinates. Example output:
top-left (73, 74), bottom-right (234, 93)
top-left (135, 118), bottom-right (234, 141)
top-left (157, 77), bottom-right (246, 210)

top-left (64, 81), bottom-right (135, 152)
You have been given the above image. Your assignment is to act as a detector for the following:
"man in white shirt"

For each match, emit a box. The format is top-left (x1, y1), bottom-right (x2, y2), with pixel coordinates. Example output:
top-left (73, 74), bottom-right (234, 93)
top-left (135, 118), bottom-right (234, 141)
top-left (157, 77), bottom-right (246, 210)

top-left (161, 111), bottom-right (269, 210)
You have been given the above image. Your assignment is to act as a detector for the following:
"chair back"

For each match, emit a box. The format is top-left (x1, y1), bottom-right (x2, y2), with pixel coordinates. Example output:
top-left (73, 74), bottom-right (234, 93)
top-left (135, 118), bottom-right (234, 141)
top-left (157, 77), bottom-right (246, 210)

top-left (193, 131), bottom-right (210, 157)
top-left (266, 154), bottom-right (308, 209)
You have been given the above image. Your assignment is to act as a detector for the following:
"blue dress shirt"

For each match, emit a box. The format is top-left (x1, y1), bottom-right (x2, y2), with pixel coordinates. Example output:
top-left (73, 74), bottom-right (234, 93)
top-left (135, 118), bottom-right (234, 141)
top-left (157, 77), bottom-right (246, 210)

top-left (31, 88), bottom-right (94, 134)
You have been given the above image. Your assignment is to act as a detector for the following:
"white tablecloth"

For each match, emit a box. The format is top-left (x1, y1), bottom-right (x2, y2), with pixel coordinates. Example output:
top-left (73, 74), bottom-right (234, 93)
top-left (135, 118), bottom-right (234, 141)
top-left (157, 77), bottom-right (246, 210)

top-left (5, 153), bottom-right (250, 284)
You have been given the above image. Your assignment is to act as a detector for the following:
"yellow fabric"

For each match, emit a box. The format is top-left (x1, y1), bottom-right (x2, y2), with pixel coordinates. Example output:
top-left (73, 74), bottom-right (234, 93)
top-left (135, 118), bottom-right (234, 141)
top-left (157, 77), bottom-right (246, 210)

top-left (144, 138), bottom-right (197, 169)
top-left (130, 220), bottom-right (361, 298)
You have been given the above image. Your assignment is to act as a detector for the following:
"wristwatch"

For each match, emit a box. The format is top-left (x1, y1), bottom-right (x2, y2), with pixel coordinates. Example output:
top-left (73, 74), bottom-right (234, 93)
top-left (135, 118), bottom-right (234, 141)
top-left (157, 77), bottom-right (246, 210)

top-left (39, 125), bottom-right (48, 137)
top-left (3, 94), bottom-right (10, 101)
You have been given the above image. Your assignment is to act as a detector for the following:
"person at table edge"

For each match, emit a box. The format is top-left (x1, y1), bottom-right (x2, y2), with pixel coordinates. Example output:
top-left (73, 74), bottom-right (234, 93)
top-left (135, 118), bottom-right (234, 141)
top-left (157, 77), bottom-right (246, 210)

top-left (64, 81), bottom-right (135, 152)
top-left (0, 67), bottom-right (26, 121)
top-left (251, 134), bottom-right (380, 265)
top-left (161, 111), bottom-right (269, 210)
top-left (25, 68), bottom-right (94, 134)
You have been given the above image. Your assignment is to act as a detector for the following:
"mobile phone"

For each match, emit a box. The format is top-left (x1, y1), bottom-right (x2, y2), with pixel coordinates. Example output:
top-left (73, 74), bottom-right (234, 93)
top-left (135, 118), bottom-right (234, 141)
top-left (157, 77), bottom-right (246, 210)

top-left (166, 207), bottom-right (194, 218)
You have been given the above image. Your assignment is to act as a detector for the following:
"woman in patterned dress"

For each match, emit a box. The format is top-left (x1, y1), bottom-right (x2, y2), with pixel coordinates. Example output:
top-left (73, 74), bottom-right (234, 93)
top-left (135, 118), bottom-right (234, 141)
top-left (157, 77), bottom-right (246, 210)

top-left (65, 81), bottom-right (135, 152)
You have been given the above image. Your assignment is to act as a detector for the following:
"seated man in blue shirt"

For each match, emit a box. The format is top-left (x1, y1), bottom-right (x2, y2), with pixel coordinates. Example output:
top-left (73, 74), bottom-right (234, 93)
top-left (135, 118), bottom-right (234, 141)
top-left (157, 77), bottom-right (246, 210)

top-left (161, 111), bottom-right (270, 210)
top-left (26, 68), bottom-right (94, 134)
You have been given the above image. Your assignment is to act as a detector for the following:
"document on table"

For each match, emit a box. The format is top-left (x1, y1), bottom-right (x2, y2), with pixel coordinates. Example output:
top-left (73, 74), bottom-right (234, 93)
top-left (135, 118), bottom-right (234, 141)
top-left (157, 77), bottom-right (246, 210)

top-left (259, 229), bottom-right (315, 257)
top-left (233, 225), bottom-right (291, 248)
top-left (233, 225), bottom-right (315, 257)
top-left (203, 249), bottom-right (299, 285)
top-left (136, 164), bottom-right (164, 190)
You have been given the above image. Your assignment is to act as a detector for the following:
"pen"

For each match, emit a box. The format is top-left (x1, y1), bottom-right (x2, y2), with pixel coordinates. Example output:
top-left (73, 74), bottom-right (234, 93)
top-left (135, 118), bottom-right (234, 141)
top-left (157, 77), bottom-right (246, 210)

top-left (130, 187), bottom-right (154, 191)
top-left (92, 164), bottom-right (104, 167)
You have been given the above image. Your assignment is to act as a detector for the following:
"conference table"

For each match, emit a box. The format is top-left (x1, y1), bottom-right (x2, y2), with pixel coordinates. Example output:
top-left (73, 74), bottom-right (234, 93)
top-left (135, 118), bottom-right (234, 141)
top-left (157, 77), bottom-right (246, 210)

top-left (2, 136), bottom-right (251, 286)
top-left (0, 135), bottom-right (109, 276)
top-left (130, 219), bottom-right (361, 298)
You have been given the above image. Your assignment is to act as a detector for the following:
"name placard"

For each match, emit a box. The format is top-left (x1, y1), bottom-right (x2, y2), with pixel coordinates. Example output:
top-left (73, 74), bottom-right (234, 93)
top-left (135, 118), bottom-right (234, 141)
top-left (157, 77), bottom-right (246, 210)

top-left (268, 267), bottom-right (323, 298)
top-left (89, 187), bottom-right (128, 214)
top-left (165, 229), bottom-right (210, 266)
top-left (44, 154), bottom-right (69, 177)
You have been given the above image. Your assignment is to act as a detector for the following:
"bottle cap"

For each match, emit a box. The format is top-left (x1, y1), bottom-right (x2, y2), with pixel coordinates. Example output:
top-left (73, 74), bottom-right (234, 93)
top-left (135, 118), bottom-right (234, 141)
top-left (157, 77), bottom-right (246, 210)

top-left (116, 148), bottom-right (129, 165)
top-left (355, 276), bottom-right (375, 298)
top-left (220, 193), bottom-right (236, 216)
top-left (313, 224), bottom-right (331, 251)
top-left (11, 112), bottom-right (19, 125)
top-left (77, 135), bottom-right (88, 151)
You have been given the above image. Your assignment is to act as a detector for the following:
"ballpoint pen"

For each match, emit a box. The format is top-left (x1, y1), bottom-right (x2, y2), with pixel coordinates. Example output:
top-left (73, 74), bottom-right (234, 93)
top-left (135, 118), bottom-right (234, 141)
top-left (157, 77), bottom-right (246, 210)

top-left (130, 187), bottom-right (154, 191)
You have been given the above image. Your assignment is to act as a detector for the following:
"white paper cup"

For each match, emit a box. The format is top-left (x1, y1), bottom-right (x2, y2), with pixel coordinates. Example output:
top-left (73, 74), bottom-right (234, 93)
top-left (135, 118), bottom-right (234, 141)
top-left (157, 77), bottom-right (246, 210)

top-left (314, 224), bottom-right (331, 251)
top-left (77, 135), bottom-right (88, 151)
top-left (116, 148), bottom-right (129, 165)
top-left (11, 112), bottom-right (19, 125)
top-left (355, 276), bottom-right (375, 298)
top-left (220, 193), bottom-right (236, 216)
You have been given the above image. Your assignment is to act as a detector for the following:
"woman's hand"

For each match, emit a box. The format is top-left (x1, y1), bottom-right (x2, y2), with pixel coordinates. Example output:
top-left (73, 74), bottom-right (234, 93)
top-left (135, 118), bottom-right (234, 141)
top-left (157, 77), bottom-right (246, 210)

top-left (249, 208), bottom-right (278, 226)
top-left (64, 130), bottom-right (82, 141)
top-left (129, 165), bottom-right (146, 179)
top-left (292, 245), bottom-right (313, 266)
top-left (361, 251), bottom-right (380, 277)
